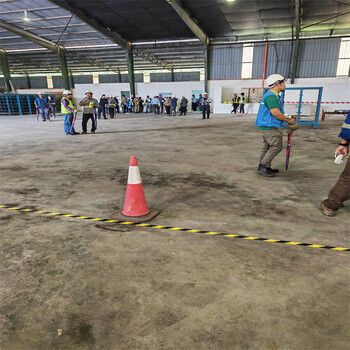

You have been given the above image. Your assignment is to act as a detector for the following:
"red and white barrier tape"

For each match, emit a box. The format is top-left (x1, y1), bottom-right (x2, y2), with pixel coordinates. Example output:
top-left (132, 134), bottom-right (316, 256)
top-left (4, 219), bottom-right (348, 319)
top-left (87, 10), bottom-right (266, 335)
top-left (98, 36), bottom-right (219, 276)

top-left (285, 101), bottom-right (350, 104)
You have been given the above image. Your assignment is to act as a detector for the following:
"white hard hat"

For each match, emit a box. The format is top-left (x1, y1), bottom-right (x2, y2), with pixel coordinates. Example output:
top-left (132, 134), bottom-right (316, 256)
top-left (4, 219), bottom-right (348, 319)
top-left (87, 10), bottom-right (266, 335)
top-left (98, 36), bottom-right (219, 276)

top-left (203, 92), bottom-right (208, 94)
top-left (85, 90), bottom-right (92, 94)
top-left (266, 74), bottom-right (286, 87)
top-left (63, 90), bottom-right (72, 95)
top-left (37, 91), bottom-right (43, 95)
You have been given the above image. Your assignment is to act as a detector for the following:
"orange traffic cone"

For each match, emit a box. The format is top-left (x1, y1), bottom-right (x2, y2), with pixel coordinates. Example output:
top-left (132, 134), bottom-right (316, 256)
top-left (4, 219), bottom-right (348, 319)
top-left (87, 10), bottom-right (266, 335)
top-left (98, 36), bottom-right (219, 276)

top-left (113, 156), bottom-right (160, 222)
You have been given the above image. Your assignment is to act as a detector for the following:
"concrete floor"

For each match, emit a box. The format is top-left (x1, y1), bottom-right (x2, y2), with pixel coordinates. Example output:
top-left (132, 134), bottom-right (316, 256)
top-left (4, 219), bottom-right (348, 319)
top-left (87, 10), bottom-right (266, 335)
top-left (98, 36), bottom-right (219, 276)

top-left (0, 112), bottom-right (349, 350)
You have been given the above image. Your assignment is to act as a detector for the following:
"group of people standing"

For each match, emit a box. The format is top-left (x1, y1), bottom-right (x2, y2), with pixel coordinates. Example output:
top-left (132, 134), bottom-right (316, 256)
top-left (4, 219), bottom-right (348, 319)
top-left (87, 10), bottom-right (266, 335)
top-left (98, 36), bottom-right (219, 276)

top-left (231, 92), bottom-right (246, 114)
top-left (34, 93), bottom-right (56, 121)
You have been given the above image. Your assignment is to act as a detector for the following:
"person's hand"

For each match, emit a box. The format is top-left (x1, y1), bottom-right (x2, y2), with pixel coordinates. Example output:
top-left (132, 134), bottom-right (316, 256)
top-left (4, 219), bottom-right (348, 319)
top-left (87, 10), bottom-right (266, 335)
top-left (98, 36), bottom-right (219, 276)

top-left (335, 145), bottom-right (349, 157)
top-left (74, 109), bottom-right (78, 113)
top-left (288, 118), bottom-right (295, 125)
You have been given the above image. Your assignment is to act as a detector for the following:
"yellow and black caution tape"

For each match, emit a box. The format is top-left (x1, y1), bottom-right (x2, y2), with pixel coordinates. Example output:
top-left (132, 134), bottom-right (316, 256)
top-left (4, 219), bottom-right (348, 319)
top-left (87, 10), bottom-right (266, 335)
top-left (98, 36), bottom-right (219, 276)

top-left (1, 205), bottom-right (349, 252)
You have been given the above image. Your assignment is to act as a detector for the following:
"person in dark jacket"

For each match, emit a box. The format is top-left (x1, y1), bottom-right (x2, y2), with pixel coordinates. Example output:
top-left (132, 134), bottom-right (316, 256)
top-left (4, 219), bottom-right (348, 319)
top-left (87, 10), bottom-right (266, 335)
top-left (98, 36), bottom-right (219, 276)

top-left (179, 96), bottom-right (188, 116)
top-left (321, 111), bottom-right (350, 216)
top-left (34, 92), bottom-right (50, 121)
top-left (98, 94), bottom-right (108, 119)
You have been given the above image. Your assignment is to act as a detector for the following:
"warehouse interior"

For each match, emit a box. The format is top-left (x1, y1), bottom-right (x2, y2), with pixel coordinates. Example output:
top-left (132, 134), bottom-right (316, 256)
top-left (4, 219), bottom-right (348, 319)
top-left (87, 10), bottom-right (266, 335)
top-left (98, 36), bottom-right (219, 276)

top-left (1, 1), bottom-right (350, 349)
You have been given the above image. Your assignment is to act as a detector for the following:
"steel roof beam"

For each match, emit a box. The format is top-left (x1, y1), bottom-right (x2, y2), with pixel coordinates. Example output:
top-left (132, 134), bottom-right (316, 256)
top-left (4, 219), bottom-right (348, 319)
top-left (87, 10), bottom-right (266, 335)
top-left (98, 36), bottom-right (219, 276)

top-left (49, 0), bottom-right (173, 71)
top-left (0, 48), bottom-right (13, 92)
top-left (166, 0), bottom-right (209, 46)
top-left (291, 0), bottom-right (301, 84)
top-left (0, 20), bottom-right (122, 76)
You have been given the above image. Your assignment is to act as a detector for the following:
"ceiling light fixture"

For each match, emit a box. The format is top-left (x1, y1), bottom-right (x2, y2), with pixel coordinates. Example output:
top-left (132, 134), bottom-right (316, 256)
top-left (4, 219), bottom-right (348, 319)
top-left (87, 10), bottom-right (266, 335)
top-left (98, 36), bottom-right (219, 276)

top-left (23, 10), bottom-right (30, 21)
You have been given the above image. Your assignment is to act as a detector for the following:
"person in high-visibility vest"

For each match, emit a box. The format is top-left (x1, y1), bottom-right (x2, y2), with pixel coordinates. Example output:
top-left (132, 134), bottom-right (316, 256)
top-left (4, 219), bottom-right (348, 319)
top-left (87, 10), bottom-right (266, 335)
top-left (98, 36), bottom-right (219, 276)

top-left (61, 90), bottom-right (78, 135)
top-left (231, 93), bottom-right (240, 114)
top-left (239, 93), bottom-right (246, 113)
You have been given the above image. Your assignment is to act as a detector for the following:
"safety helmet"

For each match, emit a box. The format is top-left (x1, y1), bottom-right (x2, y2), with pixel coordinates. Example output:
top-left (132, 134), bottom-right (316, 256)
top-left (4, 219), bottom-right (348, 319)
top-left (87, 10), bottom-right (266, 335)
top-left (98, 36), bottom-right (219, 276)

top-left (37, 91), bottom-right (43, 95)
top-left (85, 90), bottom-right (92, 94)
top-left (266, 74), bottom-right (286, 87)
top-left (203, 92), bottom-right (208, 95)
top-left (63, 90), bottom-right (72, 96)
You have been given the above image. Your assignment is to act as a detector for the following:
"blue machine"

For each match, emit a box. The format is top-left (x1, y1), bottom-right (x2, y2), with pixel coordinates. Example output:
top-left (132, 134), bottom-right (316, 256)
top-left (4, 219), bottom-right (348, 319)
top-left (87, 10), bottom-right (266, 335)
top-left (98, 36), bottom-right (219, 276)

top-left (0, 93), bottom-right (61, 116)
top-left (263, 87), bottom-right (323, 128)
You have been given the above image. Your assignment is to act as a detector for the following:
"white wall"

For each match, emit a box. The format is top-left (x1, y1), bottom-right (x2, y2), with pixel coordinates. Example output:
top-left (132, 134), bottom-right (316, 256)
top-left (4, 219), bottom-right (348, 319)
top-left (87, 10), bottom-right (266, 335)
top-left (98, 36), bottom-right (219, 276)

top-left (211, 77), bottom-right (350, 114)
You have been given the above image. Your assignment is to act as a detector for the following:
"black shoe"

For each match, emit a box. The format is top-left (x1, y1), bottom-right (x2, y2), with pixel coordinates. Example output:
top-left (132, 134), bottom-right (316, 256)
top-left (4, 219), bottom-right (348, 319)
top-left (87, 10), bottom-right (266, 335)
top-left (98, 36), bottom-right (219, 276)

top-left (104, 118), bottom-right (107, 119)
top-left (266, 167), bottom-right (279, 173)
top-left (257, 164), bottom-right (275, 177)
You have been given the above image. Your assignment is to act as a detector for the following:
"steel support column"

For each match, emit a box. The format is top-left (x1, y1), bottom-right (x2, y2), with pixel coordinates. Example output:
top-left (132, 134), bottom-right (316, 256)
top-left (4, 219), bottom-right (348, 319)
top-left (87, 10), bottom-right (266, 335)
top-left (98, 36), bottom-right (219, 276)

top-left (204, 46), bottom-right (210, 93)
top-left (127, 49), bottom-right (135, 97)
top-left (0, 49), bottom-right (13, 92)
top-left (171, 67), bottom-right (174, 82)
top-left (291, 0), bottom-right (301, 84)
top-left (58, 49), bottom-right (70, 90)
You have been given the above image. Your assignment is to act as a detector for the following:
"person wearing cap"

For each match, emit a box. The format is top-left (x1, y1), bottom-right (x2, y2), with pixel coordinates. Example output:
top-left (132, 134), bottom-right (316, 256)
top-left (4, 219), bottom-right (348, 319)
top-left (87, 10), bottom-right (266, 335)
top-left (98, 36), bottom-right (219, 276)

top-left (179, 96), bottom-right (188, 116)
top-left (201, 92), bottom-right (211, 119)
top-left (79, 90), bottom-right (98, 134)
top-left (320, 110), bottom-right (350, 216)
top-left (34, 92), bottom-right (50, 122)
top-left (98, 94), bottom-right (108, 119)
top-left (255, 74), bottom-right (296, 177)
top-left (61, 90), bottom-right (78, 135)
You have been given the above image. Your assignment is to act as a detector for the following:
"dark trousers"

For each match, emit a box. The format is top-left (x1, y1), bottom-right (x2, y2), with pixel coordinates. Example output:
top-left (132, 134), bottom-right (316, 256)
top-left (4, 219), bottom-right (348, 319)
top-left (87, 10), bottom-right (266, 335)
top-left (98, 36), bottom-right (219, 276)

top-left (232, 103), bottom-right (239, 114)
top-left (240, 103), bottom-right (245, 113)
top-left (82, 113), bottom-right (96, 132)
top-left (179, 106), bottom-right (187, 115)
top-left (98, 106), bottom-right (106, 118)
top-left (192, 102), bottom-right (197, 111)
top-left (165, 106), bottom-right (171, 115)
top-left (202, 105), bottom-right (210, 119)
top-left (153, 104), bottom-right (160, 114)
top-left (325, 156), bottom-right (350, 210)
top-left (109, 107), bottom-right (115, 118)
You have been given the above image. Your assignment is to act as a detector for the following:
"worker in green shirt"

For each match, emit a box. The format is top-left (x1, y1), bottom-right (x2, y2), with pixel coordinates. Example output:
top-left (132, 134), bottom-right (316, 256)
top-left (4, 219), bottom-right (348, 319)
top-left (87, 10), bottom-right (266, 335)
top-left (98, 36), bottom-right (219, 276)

top-left (255, 74), bottom-right (297, 177)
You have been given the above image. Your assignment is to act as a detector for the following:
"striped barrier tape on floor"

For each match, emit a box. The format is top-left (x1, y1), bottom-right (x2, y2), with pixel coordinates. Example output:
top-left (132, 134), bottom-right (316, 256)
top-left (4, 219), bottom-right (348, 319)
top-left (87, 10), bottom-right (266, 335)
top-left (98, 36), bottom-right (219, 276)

top-left (1, 205), bottom-right (349, 252)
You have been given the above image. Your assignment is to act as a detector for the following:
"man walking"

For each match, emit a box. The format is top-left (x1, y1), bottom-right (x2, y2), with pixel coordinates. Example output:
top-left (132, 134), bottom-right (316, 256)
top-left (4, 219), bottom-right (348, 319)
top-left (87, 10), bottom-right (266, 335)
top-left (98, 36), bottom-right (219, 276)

top-left (231, 93), bottom-right (240, 114)
top-left (179, 96), bottom-right (188, 116)
top-left (201, 92), bottom-right (211, 119)
top-left (170, 96), bottom-right (178, 116)
top-left (145, 95), bottom-right (152, 113)
top-left (61, 90), bottom-right (79, 135)
top-left (79, 90), bottom-right (98, 134)
top-left (321, 111), bottom-right (350, 216)
top-left (152, 96), bottom-right (160, 114)
top-left (255, 74), bottom-right (296, 177)
top-left (34, 92), bottom-right (50, 122)
top-left (191, 94), bottom-right (198, 112)
top-left (239, 92), bottom-right (246, 113)
top-left (98, 94), bottom-right (108, 119)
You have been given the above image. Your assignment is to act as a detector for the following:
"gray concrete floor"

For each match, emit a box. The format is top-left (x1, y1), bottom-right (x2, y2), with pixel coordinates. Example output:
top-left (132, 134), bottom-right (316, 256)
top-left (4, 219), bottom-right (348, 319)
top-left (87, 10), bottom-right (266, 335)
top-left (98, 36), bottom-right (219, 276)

top-left (0, 112), bottom-right (349, 350)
